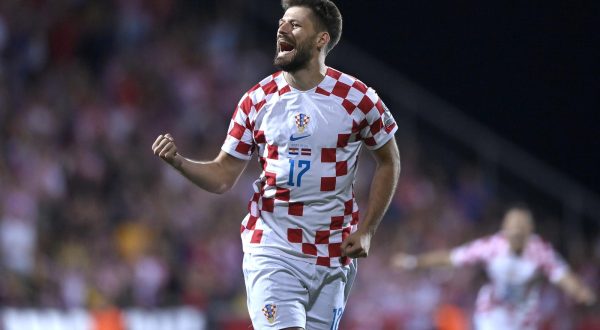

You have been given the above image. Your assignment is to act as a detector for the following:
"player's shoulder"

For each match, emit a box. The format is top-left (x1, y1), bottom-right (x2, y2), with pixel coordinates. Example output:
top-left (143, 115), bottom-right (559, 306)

top-left (318, 67), bottom-right (385, 116)
top-left (322, 67), bottom-right (372, 97)
top-left (245, 71), bottom-right (288, 98)
top-left (473, 233), bottom-right (506, 249)
top-left (238, 72), bottom-right (289, 112)
top-left (527, 234), bottom-right (556, 255)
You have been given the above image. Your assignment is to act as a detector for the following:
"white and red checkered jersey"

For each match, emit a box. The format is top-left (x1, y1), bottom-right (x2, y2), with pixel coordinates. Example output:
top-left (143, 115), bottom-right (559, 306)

top-left (221, 68), bottom-right (397, 267)
top-left (450, 233), bottom-right (569, 322)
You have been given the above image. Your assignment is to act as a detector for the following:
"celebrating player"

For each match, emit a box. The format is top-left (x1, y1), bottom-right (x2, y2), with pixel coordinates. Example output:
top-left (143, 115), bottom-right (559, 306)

top-left (152, 0), bottom-right (401, 329)
top-left (392, 205), bottom-right (596, 330)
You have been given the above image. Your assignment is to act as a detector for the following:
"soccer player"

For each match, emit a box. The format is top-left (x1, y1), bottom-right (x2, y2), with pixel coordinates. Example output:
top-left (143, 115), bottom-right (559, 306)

top-left (392, 205), bottom-right (596, 330)
top-left (152, 0), bottom-right (401, 329)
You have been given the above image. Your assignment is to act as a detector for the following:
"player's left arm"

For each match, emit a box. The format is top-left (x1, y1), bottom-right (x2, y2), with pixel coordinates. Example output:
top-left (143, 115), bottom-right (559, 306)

top-left (556, 271), bottom-right (596, 306)
top-left (341, 138), bottom-right (400, 258)
top-left (541, 245), bottom-right (597, 306)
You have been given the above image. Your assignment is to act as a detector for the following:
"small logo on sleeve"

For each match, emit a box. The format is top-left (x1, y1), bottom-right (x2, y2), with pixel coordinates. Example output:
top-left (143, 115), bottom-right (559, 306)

top-left (381, 101), bottom-right (395, 128)
top-left (262, 304), bottom-right (277, 324)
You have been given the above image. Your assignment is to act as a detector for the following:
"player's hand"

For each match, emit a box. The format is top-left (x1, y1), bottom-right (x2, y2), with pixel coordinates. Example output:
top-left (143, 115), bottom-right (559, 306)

top-left (152, 133), bottom-right (182, 169)
top-left (341, 229), bottom-right (372, 258)
top-left (390, 252), bottom-right (418, 271)
top-left (575, 286), bottom-right (597, 306)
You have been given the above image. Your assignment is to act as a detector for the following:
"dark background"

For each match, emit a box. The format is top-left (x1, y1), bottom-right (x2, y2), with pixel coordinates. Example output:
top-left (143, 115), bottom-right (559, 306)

top-left (339, 1), bottom-right (600, 195)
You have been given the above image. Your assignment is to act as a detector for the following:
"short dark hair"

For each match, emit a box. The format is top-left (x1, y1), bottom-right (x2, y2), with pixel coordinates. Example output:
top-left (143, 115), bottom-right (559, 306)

top-left (282, 0), bottom-right (343, 54)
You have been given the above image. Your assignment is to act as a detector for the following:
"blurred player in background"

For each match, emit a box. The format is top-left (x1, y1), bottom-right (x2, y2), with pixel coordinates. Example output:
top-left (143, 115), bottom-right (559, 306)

top-left (152, 0), bottom-right (400, 329)
top-left (392, 205), bottom-right (596, 330)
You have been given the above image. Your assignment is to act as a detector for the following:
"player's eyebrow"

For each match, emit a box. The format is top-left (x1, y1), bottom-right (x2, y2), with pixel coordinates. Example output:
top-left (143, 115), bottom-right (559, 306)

top-left (279, 18), bottom-right (301, 25)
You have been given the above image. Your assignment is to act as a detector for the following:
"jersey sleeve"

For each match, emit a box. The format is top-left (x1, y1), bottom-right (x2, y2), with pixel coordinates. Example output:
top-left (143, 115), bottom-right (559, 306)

top-left (450, 236), bottom-right (494, 267)
top-left (538, 244), bottom-right (569, 284)
top-left (221, 93), bottom-right (255, 160)
top-left (359, 88), bottom-right (398, 150)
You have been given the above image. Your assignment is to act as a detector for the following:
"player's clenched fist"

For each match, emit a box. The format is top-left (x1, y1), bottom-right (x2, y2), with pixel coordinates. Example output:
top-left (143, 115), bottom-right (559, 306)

top-left (152, 133), bottom-right (181, 168)
top-left (574, 286), bottom-right (596, 306)
top-left (341, 229), bottom-right (372, 258)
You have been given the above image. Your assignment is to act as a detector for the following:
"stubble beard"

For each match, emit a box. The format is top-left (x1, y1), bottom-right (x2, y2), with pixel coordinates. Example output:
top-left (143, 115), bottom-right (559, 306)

top-left (273, 41), bottom-right (313, 73)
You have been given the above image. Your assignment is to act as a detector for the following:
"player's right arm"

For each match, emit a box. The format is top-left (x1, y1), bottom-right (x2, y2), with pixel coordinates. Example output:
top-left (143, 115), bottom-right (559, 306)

top-left (152, 133), bottom-right (248, 194)
top-left (391, 251), bottom-right (453, 270)
top-left (392, 235), bottom-right (494, 270)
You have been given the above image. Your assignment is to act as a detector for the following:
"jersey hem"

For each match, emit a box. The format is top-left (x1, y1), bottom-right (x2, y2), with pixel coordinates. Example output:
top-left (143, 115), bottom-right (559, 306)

top-left (242, 245), bottom-right (349, 268)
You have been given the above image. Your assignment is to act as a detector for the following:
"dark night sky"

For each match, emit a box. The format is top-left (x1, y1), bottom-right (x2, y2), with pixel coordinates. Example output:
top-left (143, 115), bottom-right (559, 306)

top-left (338, 1), bottom-right (600, 194)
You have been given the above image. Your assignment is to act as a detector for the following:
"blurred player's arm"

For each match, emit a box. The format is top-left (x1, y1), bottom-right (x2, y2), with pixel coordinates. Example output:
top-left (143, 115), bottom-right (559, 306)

top-left (152, 133), bottom-right (248, 194)
top-left (391, 251), bottom-right (453, 270)
top-left (393, 235), bottom-right (491, 270)
top-left (341, 138), bottom-right (401, 258)
top-left (556, 271), bottom-right (597, 306)
top-left (542, 245), bottom-right (597, 306)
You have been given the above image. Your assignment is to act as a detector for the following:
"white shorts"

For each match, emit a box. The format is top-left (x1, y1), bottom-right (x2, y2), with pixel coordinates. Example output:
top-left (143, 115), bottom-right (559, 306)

top-left (242, 251), bottom-right (357, 329)
top-left (474, 307), bottom-right (539, 330)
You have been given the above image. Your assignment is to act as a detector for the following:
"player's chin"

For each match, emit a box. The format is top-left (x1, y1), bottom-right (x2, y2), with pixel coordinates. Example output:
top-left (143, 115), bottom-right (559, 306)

top-left (278, 48), bottom-right (297, 58)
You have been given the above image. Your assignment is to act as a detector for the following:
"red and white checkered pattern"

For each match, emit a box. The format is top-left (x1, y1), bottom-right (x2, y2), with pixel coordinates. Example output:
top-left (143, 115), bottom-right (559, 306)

top-left (223, 68), bottom-right (397, 267)
top-left (450, 233), bottom-right (569, 326)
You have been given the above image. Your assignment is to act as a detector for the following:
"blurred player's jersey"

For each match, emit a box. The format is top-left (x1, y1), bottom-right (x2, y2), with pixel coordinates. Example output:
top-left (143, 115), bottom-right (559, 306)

top-left (222, 68), bottom-right (397, 267)
top-left (450, 233), bottom-right (569, 329)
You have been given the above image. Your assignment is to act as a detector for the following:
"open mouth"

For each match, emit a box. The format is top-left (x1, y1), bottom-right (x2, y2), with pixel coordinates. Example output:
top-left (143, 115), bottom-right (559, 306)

top-left (278, 40), bottom-right (295, 54)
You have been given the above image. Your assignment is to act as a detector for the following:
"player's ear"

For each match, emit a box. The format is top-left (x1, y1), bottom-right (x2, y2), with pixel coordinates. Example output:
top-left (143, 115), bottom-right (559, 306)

top-left (316, 31), bottom-right (330, 51)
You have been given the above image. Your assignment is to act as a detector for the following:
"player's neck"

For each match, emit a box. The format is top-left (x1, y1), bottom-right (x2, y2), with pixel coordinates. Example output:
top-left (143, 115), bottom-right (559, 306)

top-left (510, 241), bottom-right (526, 255)
top-left (283, 59), bottom-right (327, 91)
top-left (511, 246), bottom-right (524, 256)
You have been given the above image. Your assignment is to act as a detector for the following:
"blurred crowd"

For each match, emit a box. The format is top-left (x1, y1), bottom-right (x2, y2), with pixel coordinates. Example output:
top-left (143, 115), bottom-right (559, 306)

top-left (0, 1), bottom-right (598, 329)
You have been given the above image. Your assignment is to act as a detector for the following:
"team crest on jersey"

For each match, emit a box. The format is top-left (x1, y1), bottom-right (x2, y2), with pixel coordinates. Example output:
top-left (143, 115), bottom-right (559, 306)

top-left (294, 113), bottom-right (310, 133)
top-left (262, 304), bottom-right (277, 324)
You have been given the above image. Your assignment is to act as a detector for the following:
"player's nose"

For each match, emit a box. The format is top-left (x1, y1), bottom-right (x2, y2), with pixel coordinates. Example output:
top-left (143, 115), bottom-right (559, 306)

top-left (278, 22), bottom-right (292, 34)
